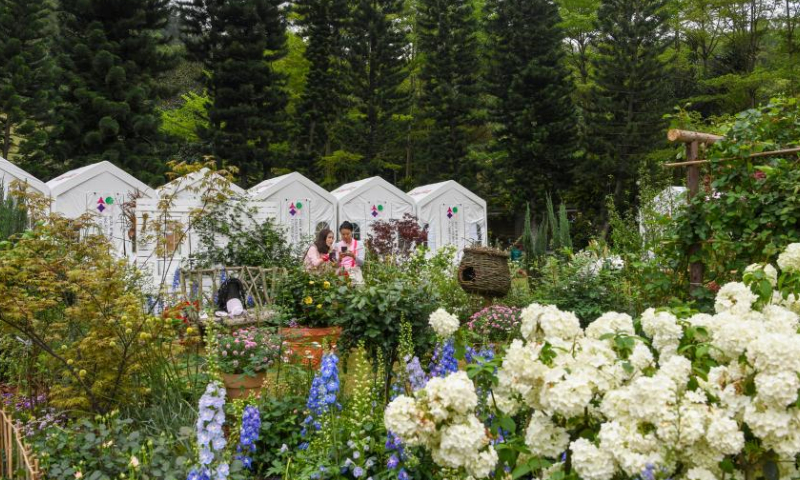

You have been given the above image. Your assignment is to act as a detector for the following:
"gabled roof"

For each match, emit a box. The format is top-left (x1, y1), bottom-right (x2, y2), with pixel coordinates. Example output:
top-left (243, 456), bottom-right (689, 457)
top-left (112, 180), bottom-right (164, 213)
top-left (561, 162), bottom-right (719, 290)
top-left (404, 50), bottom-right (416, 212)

top-left (158, 168), bottom-right (245, 197)
top-left (407, 180), bottom-right (487, 209)
top-left (0, 156), bottom-right (49, 195)
top-left (46, 161), bottom-right (155, 198)
top-left (331, 176), bottom-right (412, 203)
top-left (249, 171), bottom-right (335, 203)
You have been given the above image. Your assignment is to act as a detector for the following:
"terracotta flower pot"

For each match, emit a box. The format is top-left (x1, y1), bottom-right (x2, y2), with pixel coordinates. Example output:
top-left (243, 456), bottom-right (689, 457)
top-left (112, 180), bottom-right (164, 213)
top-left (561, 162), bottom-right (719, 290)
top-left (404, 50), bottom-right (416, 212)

top-left (221, 372), bottom-right (266, 400)
top-left (279, 326), bottom-right (342, 369)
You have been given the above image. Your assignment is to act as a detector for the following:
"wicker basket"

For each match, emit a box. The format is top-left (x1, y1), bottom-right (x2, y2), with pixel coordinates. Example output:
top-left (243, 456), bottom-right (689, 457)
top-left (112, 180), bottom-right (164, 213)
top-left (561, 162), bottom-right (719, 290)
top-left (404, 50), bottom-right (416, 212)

top-left (458, 247), bottom-right (511, 297)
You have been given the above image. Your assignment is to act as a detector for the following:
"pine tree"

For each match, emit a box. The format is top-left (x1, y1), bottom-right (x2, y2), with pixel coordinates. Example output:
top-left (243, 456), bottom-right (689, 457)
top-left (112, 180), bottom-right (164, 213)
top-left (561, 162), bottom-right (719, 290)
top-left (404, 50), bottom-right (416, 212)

top-left (486, 0), bottom-right (579, 212)
top-left (0, 0), bottom-right (57, 172)
top-left (293, 0), bottom-right (351, 172)
top-left (52, 0), bottom-right (174, 183)
top-left (415, 0), bottom-right (481, 185)
top-left (581, 0), bottom-right (672, 215)
top-left (180, 0), bottom-right (289, 186)
top-left (345, 0), bottom-right (409, 178)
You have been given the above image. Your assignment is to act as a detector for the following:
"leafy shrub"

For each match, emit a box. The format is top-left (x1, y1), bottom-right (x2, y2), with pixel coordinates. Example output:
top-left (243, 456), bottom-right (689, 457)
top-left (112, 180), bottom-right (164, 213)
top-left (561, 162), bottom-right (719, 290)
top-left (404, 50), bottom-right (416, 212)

top-left (275, 268), bottom-right (349, 327)
top-left (31, 413), bottom-right (190, 480)
top-left (193, 197), bottom-right (296, 268)
top-left (0, 182), bottom-right (28, 242)
top-left (217, 327), bottom-right (282, 375)
top-left (251, 394), bottom-right (306, 478)
top-left (367, 213), bottom-right (428, 261)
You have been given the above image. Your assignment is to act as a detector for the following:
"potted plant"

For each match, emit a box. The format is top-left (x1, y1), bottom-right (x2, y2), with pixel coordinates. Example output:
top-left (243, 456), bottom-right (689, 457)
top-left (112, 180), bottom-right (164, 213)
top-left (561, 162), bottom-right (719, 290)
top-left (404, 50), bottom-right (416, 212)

top-left (277, 269), bottom-right (347, 367)
top-left (217, 327), bottom-right (281, 399)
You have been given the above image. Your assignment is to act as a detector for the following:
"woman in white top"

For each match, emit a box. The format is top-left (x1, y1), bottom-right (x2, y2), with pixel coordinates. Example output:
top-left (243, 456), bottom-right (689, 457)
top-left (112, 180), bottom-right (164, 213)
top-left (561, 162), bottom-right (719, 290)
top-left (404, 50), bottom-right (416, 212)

top-left (303, 228), bottom-right (336, 273)
top-left (333, 221), bottom-right (365, 283)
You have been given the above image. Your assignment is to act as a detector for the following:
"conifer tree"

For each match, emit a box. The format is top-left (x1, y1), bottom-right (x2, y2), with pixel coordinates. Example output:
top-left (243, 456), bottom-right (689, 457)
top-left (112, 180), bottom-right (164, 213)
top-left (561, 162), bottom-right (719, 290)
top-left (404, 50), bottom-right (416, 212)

top-left (486, 0), bottom-right (579, 212)
top-left (415, 0), bottom-right (481, 185)
top-left (180, 0), bottom-right (289, 185)
top-left (581, 0), bottom-right (672, 214)
top-left (52, 0), bottom-right (174, 183)
top-left (345, 0), bottom-right (409, 178)
top-left (293, 0), bottom-right (351, 172)
top-left (0, 0), bottom-right (57, 174)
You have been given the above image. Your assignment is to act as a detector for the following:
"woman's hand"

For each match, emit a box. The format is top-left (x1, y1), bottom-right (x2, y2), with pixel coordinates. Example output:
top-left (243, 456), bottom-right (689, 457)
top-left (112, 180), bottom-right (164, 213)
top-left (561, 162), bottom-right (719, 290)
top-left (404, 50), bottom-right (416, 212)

top-left (341, 251), bottom-right (355, 258)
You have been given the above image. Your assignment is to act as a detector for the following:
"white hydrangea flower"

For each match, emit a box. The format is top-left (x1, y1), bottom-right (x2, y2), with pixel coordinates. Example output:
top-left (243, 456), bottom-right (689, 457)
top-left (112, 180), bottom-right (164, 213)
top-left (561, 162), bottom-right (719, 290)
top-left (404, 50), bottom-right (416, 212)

top-left (659, 355), bottom-right (692, 390)
top-left (744, 263), bottom-right (778, 287)
top-left (762, 305), bottom-right (799, 334)
top-left (429, 308), bottom-right (460, 338)
top-left (777, 243), bottom-right (800, 273)
top-left (747, 332), bottom-right (800, 373)
top-left (384, 395), bottom-right (429, 444)
top-left (570, 438), bottom-right (616, 480)
top-left (586, 312), bottom-right (635, 340)
top-left (520, 303), bottom-right (547, 341)
top-left (433, 415), bottom-right (490, 471)
top-left (755, 371), bottom-right (800, 408)
top-left (466, 446), bottom-right (498, 479)
top-left (628, 343), bottom-right (655, 371)
top-left (496, 339), bottom-right (547, 409)
top-left (640, 308), bottom-right (682, 359)
top-left (710, 314), bottom-right (759, 361)
top-left (714, 282), bottom-right (757, 315)
top-left (538, 305), bottom-right (583, 341)
top-left (686, 467), bottom-right (718, 480)
top-left (743, 401), bottom-right (793, 440)
top-left (541, 374), bottom-right (594, 419)
top-left (524, 411), bottom-right (570, 458)
top-left (706, 411), bottom-right (744, 455)
top-left (424, 371), bottom-right (478, 422)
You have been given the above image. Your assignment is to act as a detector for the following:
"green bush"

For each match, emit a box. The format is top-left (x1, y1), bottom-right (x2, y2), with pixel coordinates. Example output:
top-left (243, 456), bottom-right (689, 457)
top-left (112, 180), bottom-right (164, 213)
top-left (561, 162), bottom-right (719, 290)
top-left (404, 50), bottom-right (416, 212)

top-left (275, 268), bottom-right (349, 328)
top-left (0, 183), bottom-right (28, 242)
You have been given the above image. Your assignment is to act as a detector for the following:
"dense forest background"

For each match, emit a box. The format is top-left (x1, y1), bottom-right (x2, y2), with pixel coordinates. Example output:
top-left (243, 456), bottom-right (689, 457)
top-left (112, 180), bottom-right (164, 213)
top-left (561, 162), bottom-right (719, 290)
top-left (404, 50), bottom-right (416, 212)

top-left (1, 0), bottom-right (797, 237)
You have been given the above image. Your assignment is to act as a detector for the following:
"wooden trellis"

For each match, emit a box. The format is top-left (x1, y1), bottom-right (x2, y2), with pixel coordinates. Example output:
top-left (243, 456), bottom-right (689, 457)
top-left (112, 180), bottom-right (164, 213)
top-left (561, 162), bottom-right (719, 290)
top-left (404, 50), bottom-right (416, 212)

top-left (179, 266), bottom-right (286, 324)
top-left (0, 407), bottom-right (40, 480)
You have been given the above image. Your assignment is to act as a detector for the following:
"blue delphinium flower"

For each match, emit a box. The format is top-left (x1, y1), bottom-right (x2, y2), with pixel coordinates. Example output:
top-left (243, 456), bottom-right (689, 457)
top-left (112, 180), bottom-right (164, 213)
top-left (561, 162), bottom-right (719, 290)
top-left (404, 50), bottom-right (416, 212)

top-left (404, 355), bottom-right (428, 391)
top-left (189, 382), bottom-right (227, 480)
top-left (465, 346), bottom-right (495, 365)
top-left (301, 353), bottom-right (340, 439)
top-left (641, 463), bottom-right (656, 480)
top-left (172, 267), bottom-right (181, 291)
top-left (429, 339), bottom-right (457, 378)
top-left (236, 405), bottom-right (261, 469)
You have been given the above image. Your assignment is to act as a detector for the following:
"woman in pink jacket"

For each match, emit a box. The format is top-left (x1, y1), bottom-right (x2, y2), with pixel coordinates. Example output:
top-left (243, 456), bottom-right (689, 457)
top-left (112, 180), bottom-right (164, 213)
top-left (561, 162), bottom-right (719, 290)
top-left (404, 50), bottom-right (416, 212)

top-left (303, 228), bottom-right (336, 273)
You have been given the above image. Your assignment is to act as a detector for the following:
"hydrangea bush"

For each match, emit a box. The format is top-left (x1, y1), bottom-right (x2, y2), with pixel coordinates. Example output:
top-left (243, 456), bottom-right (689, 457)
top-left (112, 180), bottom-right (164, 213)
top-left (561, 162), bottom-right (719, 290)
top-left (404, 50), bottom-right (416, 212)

top-left (385, 243), bottom-right (800, 480)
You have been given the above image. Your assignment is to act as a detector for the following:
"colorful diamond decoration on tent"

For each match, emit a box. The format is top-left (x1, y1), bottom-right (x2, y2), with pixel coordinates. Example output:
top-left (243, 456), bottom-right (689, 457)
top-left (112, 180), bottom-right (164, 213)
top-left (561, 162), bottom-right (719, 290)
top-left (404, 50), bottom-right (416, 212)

top-left (296, 201), bottom-right (303, 209)
top-left (97, 197), bottom-right (106, 212)
top-left (371, 205), bottom-right (379, 217)
top-left (447, 207), bottom-right (453, 219)
top-left (452, 206), bottom-right (458, 213)
top-left (377, 204), bottom-right (384, 212)
top-left (289, 203), bottom-right (297, 216)
top-left (105, 196), bottom-right (114, 205)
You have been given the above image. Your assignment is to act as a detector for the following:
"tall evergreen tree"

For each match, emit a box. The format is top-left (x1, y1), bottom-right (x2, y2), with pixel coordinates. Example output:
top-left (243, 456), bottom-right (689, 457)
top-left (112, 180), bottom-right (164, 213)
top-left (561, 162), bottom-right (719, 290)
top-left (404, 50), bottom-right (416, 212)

top-left (486, 0), bottom-right (579, 212)
top-left (345, 0), bottom-right (409, 178)
top-left (415, 0), bottom-right (481, 185)
top-left (293, 0), bottom-right (350, 172)
top-left (180, 0), bottom-right (288, 186)
top-left (52, 0), bottom-right (174, 183)
top-left (0, 0), bottom-right (57, 172)
top-left (581, 0), bottom-right (672, 215)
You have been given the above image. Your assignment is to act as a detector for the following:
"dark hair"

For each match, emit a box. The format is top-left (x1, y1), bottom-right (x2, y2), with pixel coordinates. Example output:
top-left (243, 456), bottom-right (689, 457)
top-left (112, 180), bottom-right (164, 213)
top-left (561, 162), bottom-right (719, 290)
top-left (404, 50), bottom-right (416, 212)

top-left (315, 228), bottom-right (333, 254)
top-left (339, 221), bottom-right (354, 232)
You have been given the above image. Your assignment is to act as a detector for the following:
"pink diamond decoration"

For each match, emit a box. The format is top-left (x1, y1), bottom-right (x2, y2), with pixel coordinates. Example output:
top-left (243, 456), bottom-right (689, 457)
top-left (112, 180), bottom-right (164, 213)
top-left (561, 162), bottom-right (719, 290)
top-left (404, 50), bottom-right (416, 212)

top-left (447, 207), bottom-right (453, 219)
top-left (289, 203), bottom-right (297, 216)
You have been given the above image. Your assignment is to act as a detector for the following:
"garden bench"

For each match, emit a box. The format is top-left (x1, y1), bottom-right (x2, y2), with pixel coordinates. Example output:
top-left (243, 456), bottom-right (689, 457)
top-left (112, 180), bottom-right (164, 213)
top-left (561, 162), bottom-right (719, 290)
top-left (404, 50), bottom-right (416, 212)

top-left (178, 266), bottom-right (286, 326)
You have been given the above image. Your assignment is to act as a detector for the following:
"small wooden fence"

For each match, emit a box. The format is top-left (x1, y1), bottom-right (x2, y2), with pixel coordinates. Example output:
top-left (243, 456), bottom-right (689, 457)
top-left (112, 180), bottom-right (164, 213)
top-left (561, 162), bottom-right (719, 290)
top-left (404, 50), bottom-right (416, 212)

top-left (0, 408), bottom-right (39, 480)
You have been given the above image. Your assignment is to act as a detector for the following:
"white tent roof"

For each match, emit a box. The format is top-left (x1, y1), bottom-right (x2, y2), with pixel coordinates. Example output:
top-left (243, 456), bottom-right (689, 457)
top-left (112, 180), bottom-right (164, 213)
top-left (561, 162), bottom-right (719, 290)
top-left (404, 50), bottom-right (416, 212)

top-left (0, 156), bottom-right (49, 195)
top-left (331, 176), bottom-right (411, 203)
top-left (47, 161), bottom-right (155, 199)
top-left (408, 180), bottom-right (487, 209)
top-left (158, 168), bottom-right (245, 198)
top-left (249, 171), bottom-right (335, 203)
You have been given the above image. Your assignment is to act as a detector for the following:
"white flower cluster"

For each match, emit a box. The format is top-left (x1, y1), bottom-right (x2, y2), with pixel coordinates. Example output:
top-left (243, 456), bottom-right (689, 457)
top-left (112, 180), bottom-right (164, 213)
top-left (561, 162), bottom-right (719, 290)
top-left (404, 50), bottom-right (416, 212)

top-left (493, 242), bottom-right (800, 480)
top-left (384, 371), bottom-right (497, 478)
top-left (429, 308), bottom-right (460, 338)
top-left (777, 243), bottom-right (800, 273)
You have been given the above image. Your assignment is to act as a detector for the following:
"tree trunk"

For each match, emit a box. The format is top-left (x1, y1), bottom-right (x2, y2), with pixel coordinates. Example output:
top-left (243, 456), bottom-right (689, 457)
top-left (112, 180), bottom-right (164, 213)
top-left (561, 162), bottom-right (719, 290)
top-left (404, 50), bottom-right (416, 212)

top-left (2, 118), bottom-right (11, 159)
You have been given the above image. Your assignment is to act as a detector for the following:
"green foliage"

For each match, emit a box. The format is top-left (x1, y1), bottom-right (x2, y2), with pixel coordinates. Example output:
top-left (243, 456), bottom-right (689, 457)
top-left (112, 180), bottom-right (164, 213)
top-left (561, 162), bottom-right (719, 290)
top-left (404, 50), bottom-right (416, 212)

top-left (0, 216), bottom-right (179, 413)
top-left (216, 327), bottom-right (282, 375)
top-left (160, 91), bottom-right (210, 143)
top-left (192, 198), bottom-right (296, 269)
top-left (415, 0), bottom-right (482, 185)
top-left (179, 0), bottom-right (289, 186)
top-left (30, 413), bottom-right (191, 480)
top-left (0, 0), bottom-right (57, 166)
top-left (251, 393), bottom-right (306, 477)
top-left (276, 269), bottom-right (349, 328)
top-left (672, 97), bottom-right (800, 287)
top-left (51, 0), bottom-right (174, 184)
top-left (485, 0), bottom-right (579, 211)
top-left (579, 0), bottom-right (672, 215)
top-left (0, 184), bottom-right (28, 241)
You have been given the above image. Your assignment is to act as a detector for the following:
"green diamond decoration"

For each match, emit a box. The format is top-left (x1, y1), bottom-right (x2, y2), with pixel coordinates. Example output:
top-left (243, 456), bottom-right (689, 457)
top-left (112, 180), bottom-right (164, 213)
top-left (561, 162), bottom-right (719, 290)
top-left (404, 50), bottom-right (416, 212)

top-left (452, 206), bottom-right (458, 213)
top-left (296, 201), bottom-right (303, 209)
top-left (105, 196), bottom-right (114, 205)
top-left (377, 204), bottom-right (384, 211)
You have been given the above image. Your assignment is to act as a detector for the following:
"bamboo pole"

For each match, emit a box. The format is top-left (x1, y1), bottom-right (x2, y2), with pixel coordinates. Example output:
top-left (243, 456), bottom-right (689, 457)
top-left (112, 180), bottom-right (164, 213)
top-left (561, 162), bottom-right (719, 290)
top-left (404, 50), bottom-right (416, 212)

top-left (664, 145), bottom-right (800, 167)
top-left (667, 129), bottom-right (725, 144)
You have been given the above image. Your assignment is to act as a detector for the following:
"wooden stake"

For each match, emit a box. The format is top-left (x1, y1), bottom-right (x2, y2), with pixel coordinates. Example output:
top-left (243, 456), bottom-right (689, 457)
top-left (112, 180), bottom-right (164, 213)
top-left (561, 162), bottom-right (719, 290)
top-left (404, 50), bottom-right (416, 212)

top-left (667, 129), bottom-right (724, 144)
top-left (664, 145), bottom-right (800, 167)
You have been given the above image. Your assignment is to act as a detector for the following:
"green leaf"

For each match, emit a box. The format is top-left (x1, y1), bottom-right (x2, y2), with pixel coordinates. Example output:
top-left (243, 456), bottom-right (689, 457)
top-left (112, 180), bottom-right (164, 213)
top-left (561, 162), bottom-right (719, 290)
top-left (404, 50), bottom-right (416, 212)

top-left (512, 463), bottom-right (533, 479)
top-left (499, 415), bottom-right (517, 434)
